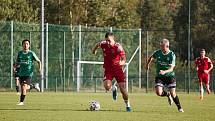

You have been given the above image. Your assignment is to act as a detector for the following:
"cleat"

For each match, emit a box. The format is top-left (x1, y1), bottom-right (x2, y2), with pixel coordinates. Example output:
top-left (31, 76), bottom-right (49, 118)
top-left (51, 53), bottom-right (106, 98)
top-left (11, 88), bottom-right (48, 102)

top-left (34, 83), bottom-right (40, 92)
top-left (126, 107), bottom-right (132, 112)
top-left (112, 85), bottom-right (117, 101)
top-left (167, 93), bottom-right (173, 106)
top-left (17, 102), bottom-right (24, 106)
top-left (178, 108), bottom-right (184, 113)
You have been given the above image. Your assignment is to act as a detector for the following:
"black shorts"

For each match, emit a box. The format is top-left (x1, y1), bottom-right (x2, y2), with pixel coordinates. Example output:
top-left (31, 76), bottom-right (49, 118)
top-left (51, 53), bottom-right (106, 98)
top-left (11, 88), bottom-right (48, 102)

top-left (155, 76), bottom-right (176, 89)
top-left (19, 76), bottom-right (32, 85)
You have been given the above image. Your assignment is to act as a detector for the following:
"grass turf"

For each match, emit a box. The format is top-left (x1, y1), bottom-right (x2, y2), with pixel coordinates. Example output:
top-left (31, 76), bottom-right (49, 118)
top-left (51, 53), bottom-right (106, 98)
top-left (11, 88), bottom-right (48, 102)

top-left (0, 92), bottom-right (214, 121)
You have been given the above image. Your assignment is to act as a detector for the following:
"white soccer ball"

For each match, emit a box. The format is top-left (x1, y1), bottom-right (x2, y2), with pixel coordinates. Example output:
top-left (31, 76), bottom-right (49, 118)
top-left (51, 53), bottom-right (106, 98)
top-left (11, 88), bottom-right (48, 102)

top-left (89, 100), bottom-right (100, 111)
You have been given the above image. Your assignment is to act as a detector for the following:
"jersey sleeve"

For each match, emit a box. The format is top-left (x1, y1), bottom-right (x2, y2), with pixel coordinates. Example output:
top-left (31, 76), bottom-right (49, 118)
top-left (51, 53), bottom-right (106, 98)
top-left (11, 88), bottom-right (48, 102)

top-left (16, 51), bottom-right (21, 64)
top-left (98, 40), bottom-right (106, 48)
top-left (117, 44), bottom-right (126, 58)
top-left (170, 52), bottom-right (176, 67)
top-left (32, 51), bottom-right (40, 62)
top-left (152, 50), bottom-right (158, 59)
top-left (208, 58), bottom-right (212, 65)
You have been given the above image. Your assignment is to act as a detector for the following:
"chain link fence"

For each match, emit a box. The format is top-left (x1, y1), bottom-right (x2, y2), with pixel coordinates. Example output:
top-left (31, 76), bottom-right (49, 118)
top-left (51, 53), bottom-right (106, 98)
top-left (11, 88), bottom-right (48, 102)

top-left (0, 21), bottom-right (214, 93)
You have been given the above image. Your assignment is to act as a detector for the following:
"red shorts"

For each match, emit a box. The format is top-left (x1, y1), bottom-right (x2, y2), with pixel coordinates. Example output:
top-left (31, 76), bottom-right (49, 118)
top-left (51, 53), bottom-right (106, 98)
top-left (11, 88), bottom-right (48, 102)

top-left (198, 73), bottom-right (210, 84)
top-left (103, 66), bottom-right (125, 83)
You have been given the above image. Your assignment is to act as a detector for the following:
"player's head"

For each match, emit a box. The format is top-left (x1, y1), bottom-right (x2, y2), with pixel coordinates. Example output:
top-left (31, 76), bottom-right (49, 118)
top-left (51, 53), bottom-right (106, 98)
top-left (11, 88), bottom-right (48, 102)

top-left (160, 39), bottom-right (169, 52)
top-left (105, 32), bottom-right (114, 42)
top-left (200, 48), bottom-right (206, 58)
top-left (22, 39), bottom-right (30, 51)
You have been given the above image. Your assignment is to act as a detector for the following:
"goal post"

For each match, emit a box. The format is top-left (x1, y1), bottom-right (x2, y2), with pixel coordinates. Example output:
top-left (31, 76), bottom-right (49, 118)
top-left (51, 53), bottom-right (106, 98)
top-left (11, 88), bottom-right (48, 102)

top-left (77, 61), bottom-right (129, 92)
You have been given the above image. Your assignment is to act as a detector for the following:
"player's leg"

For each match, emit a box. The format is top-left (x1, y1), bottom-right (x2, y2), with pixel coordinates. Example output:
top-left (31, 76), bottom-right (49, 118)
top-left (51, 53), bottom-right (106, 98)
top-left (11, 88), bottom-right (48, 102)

top-left (115, 69), bottom-right (131, 112)
top-left (118, 82), bottom-right (131, 112)
top-left (198, 74), bottom-right (204, 100)
top-left (103, 69), bottom-right (117, 100)
top-left (155, 77), bottom-right (166, 96)
top-left (199, 82), bottom-right (204, 100)
top-left (154, 77), bottom-right (173, 105)
top-left (205, 74), bottom-right (211, 94)
top-left (167, 76), bottom-right (184, 112)
top-left (169, 88), bottom-right (184, 112)
top-left (103, 68), bottom-right (113, 91)
top-left (15, 77), bottom-right (20, 94)
top-left (17, 76), bottom-right (32, 105)
top-left (17, 83), bottom-right (27, 105)
top-left (104, 80), bottom-right (112, 91)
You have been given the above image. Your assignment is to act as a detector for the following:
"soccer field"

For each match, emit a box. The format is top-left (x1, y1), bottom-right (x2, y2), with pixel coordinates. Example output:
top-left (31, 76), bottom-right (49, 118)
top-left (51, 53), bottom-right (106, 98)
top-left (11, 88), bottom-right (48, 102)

top-left (0, 92), bottom-right (214, 121)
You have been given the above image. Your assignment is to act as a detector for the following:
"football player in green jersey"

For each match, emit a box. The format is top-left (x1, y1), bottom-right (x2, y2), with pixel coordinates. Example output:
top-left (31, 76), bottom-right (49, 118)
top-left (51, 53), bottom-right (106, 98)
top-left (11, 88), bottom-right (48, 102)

top-left (16, 39), bottom-right (42, 106)
top-left (146, 39), bottom-right (184, 112)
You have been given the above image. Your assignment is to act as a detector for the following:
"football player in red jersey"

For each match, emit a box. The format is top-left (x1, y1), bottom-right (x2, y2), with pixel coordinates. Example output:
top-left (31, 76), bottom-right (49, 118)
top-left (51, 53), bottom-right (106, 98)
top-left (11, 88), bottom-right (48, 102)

top-left (92, 32), bottom-right (131, 112)
top-left (195, 49), bottom-right (213, 100)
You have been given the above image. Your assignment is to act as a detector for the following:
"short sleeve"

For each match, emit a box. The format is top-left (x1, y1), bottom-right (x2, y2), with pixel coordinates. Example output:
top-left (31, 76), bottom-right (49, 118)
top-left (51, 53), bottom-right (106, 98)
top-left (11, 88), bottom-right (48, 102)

top-left (117, 44), bottom-right (125, 57)
top-left (208, 58), bottom-right (212, 64)
top-left (32, 51), bottom-right (40, 62)
top-left (171, 52), bottom-right (176, 66)
top-left (98, 40), bottom-right (106, 48)
top-left (152, 50), bottom-right (158, 59)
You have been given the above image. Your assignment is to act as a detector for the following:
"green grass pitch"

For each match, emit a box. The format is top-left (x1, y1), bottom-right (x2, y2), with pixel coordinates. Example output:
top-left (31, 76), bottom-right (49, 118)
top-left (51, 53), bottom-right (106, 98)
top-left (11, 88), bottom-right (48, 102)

top-left (0, 92), bottom-right (214, 121)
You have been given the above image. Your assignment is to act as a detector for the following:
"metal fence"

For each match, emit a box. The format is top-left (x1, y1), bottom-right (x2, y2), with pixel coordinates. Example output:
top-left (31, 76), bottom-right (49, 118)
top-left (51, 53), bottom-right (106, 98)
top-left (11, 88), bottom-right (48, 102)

top-left (0, 21), bottom-right (214, 93)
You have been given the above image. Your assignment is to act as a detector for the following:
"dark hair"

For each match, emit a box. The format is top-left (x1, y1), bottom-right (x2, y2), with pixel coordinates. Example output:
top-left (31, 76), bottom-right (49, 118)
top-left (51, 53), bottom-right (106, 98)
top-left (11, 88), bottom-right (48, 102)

top-left (22, 39), bottom-right (30, 45)
top-left (200, 48), bottom-right (205, 52)
top-left (105, 32), bottom-right (113, 38)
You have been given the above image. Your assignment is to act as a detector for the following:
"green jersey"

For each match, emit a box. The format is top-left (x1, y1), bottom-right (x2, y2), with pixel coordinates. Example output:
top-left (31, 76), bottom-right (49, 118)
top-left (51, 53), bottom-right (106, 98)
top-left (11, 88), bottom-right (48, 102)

top-left (16, 50), bottom-right (40, 77)
top-left (152, 49), bottom-right (176, 77)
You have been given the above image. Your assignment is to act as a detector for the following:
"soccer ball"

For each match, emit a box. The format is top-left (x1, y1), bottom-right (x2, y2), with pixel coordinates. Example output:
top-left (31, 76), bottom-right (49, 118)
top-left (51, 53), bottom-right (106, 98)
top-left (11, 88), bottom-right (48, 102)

top-left (89, 100), bottom-right (100, 111)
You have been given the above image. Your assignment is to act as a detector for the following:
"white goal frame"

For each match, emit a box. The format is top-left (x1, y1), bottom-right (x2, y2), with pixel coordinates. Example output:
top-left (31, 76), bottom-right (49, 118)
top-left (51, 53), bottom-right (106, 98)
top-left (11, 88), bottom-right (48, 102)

top-left (77, 61), bottom-right (129, 92)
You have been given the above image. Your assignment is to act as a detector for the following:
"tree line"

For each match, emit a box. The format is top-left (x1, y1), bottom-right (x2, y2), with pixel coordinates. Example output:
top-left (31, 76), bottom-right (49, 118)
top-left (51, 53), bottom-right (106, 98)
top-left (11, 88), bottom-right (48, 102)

top-left (0, 0), bottom-right (215, 61)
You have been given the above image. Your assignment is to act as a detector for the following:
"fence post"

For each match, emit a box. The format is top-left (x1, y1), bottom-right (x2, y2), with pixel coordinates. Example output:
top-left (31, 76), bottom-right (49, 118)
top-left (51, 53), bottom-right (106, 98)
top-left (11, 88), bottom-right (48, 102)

top-left (45, 23), bottom-right (49, 89)
top-left (78, 25), bottom-right (82, 61)
top-left (139, 28), bottom-right (142, 89)
top-left (10, 21), bottom-right (14, 89)
top-left (187, 0), bottom-right (191, 94)
top-left (40, 0), bottom-right (45, 92)
top-left (126, 64), bottom-right (129, 92)
top-left (146, 31), bottom-right (149, 93)
top-left (63, 32), bottom-right (66, 92)
top-left (77, 61), bottom-right (80, 92)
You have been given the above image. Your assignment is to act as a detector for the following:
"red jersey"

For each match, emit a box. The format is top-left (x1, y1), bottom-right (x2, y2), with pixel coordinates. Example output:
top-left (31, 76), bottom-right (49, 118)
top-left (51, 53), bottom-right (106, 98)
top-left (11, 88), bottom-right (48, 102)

top-left (195, 57), bottom-right (212, 74)
top-left (99, 40), bottom-right (126, 68)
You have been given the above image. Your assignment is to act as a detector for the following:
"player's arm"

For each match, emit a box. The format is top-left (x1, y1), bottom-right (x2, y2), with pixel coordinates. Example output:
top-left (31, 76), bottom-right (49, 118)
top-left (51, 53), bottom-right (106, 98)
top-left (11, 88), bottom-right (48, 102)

top-left (32, 52), bottom-right (42, 73)
top-left (37, 60), bottom-right (42, 74)
top-left (119, 55), bottom-right (126, 65)
top-left (206, 58), bottom-right (213, 73)
top-left (195, 58), bottom-right (199, 72)
top-left (145, 55), bottom-right (154, 70)
top-left (92, 42), bottom-right (101, 55)
top-left (159, 65), bottom-right (175, 75)
top-left (118, 45), bottom-right (126, 65)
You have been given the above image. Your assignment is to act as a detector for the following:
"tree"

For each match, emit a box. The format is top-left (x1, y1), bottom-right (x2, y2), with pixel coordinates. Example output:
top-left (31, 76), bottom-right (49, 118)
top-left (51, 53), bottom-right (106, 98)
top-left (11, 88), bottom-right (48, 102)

top-left (0, 0), bottom-right (38, 23)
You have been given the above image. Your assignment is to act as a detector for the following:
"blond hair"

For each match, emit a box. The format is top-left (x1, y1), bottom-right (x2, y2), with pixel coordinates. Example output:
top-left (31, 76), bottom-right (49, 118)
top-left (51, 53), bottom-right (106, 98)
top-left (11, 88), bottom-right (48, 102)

top-left (160, 39), bottom-right (169, 46)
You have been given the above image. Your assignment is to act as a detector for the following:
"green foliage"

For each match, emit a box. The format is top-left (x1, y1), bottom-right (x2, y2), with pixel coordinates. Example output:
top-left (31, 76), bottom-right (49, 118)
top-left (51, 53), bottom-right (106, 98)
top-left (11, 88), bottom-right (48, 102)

top-left (0, 0), bottom-right (38, 23)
